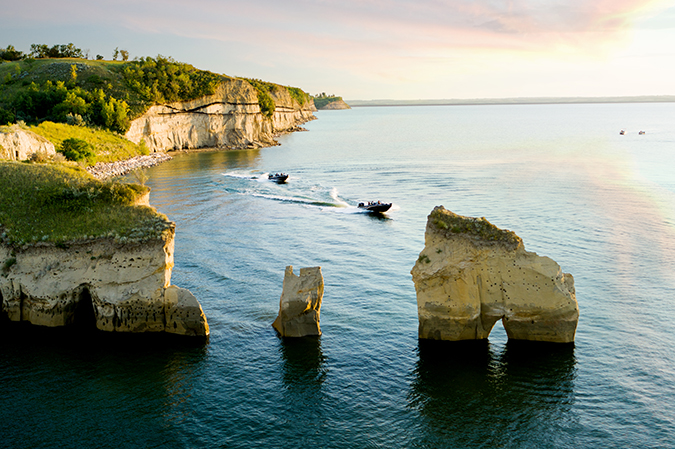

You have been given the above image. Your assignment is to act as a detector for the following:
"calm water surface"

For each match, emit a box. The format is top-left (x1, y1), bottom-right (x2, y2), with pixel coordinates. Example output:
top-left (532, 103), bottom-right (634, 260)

top-left (2, 104), bottom-right (675, 448)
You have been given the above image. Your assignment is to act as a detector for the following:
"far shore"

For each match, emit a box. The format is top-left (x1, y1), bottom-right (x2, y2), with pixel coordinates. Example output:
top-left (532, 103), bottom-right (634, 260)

top-left (347, 95), bottom-right (675, 107)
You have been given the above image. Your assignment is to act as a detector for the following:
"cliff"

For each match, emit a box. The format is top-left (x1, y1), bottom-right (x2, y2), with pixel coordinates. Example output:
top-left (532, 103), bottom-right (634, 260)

top-left (313, 96), bottom-right (350, 110)
top-left (0, 227), bottom-right (209, 336)
top-left (0, 126), bottom-right (56, 161)
top-left (317, 99), bottom-right (351, 110)
top-left (125, 79), bottom-right (316, 153)
top-left (0, 162), bottom-right (208, 337)
top-left (411, 206), bottom-right (578, 343)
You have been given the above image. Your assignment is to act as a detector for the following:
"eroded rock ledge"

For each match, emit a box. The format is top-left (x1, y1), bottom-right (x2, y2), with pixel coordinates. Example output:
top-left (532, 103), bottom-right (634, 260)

top-left (0, 227), bottom-right (209, 337)
top-left (125, 79), bottom-right (316, 153)
top-left (411, 206), bottom-right (578, 343)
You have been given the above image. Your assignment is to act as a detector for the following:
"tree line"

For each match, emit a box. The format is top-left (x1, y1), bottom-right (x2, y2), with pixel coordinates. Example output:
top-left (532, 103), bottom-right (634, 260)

top-left (0, 44), bottom-right (130, 62)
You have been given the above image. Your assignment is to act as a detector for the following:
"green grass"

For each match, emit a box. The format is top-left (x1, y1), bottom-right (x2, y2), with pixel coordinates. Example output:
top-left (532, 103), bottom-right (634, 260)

top-left (0, 161), bottom-right (173, 247)
top-left (313, 96), bottom-right (343, 109)
top-left (30, 121), bottom-right (148, 164)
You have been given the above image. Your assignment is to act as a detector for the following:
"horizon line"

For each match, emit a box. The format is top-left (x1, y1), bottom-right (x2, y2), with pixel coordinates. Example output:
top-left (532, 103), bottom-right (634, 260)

top-left (345, 95), bottom-right (675, 107)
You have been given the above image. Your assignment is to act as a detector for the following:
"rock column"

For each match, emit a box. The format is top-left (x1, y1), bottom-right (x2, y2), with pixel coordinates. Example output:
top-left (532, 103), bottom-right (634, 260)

top-left (272, 266), bottom-right (324, 337)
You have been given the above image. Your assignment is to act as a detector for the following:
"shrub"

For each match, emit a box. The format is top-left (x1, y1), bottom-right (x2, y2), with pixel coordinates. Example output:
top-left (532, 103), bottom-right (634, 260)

top-left (59, 138), bottom-right (95, 163)
top-left (243, 78), bottom-right (276, 118)
top-left (0, 107), bottom-right (14, 125)
top-left (27, 151), bottom-right (50, 163)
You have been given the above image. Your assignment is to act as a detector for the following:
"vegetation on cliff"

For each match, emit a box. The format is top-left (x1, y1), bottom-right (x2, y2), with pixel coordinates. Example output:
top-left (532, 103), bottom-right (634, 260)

top-left (1, 44), bottom-right (312, 131)
top-left (242, 78), bottom-right (276, 118)
top-left (0, 161), bottom-right (172, 247)
top-left (429, 206), bottom-right (522, 248)
top-left (312, 93), bottom-right (345, 109)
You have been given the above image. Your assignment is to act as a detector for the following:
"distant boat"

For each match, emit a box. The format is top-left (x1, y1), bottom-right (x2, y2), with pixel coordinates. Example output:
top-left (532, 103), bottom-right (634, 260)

top-left (619, 129), bottom-right (625, 135)
top-left (639, 130), bottom-right (646, 135)
top-left (268, 173), bottom-right (289, 183)
top-left (358, 201), bottom-right (392, 213)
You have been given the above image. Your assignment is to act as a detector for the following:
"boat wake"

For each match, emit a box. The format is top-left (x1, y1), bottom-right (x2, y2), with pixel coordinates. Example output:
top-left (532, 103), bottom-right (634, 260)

top-left (221, 171), bottom-right (396, 214)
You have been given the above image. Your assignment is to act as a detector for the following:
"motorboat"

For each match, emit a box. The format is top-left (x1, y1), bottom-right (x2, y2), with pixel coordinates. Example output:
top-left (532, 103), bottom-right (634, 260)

top-left (358, 201), bottom-right (392, 213)
top-left (268, 173), bottom-right (289, 183)
top-left (619, 129), bottom-right (625, 135)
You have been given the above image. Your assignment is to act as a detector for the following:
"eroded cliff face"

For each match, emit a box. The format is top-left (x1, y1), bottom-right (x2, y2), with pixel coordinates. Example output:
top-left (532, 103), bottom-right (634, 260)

top-left (125, 79), bottom-right (316, 153)
top-left (411, 206), bottom-right (578, 343)
top-left (0, 228), bottom-right (209, 337)
top-left (0, 126), bottom-right (56, 161)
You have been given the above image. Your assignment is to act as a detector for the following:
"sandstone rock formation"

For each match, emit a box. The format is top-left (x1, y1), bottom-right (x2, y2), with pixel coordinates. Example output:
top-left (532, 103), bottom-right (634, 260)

top-left (317, 99), bottom-right (351, 110)
top-left (0, 226), bottom-right (209, 337)
top-left (272, 266), bottom-right (324, 337)
top-left (125, 79), bottom-right (316, 153)
top-left (0, 126), bottom-right (56, 161)
top-left (411, 206), bottom-right (578, 343)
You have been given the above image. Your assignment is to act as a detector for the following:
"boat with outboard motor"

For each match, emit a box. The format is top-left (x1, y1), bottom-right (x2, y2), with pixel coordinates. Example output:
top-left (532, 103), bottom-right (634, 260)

top-left (358, 201), bottom-right (392, 213)
top-left (268, 173), bottom-right (289, 183)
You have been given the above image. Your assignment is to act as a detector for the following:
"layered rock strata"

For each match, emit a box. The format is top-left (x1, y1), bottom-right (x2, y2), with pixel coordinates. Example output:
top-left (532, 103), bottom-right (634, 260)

top-left (272, 266), bottom-right (324, 337)
top-left (411, 206), bottom-right (578, 343)
top-left (0, 227), bottom-right (209, 337)
top-left (0, 126), bottom-right (56, 161)
top-left (125, 79), bottom-right (316, 153)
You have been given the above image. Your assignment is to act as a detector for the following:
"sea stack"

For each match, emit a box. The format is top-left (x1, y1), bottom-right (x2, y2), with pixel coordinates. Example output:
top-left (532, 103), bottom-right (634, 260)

top-left (272, 266), bottom-right (324, 337)
top-left (410, 206), bottom-right (578, 343)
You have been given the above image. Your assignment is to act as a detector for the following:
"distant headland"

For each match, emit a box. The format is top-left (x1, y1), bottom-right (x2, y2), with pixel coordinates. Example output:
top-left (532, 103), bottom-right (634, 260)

top-left (347, 95), bottom-right (675, 107)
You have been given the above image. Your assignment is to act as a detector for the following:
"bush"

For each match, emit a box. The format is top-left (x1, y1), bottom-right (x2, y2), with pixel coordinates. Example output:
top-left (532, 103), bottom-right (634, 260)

top-left (243, 78), bottom-right (276, 118)
top-left (30, 43), bottom-right (83, 59)
top-left (0, 107), bottom-right (14, 125)
top-left (59, 138), bottom-right (94, 163)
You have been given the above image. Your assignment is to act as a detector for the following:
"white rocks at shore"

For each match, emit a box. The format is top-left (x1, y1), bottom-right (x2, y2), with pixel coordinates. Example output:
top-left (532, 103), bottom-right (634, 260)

top-left (86, 153), bottom-right (173, 180)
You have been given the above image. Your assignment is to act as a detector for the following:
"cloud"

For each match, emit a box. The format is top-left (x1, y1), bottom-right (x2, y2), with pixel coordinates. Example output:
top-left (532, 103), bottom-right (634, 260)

top-left (1, 0), bottom-right (672, 98)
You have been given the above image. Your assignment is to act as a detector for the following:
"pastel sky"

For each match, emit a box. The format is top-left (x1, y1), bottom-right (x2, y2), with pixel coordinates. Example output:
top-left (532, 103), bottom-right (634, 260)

top-left (2, 0), bottom-right (674, 100)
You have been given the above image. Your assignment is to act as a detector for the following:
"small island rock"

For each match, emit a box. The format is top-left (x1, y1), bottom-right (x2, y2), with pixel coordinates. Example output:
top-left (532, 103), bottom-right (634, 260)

top-left (411, 206), bottom-right (578, 343)
top-left (272, 266), bottom-right (324, 337)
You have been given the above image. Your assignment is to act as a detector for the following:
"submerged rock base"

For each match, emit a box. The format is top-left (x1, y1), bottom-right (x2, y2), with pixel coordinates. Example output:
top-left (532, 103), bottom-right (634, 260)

top-left (272, 266), bottom-right (324, 337)
top-left (411, 206), bottom-right (578, 343)
top-left (0, 232), bottom-right (209, 337)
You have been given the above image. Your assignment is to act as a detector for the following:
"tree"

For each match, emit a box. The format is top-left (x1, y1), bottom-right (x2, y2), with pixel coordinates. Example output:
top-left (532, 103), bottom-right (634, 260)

top-left (0, 45), bottom-right (23, 61)
top-left (96, 54), bottom-right (104, 60)
top-left (59, 138), bottom-right (94, 163)
top-left (113, 47), bottom-right (119, 61)
top-left (120, 49), bottom-right (129, 61)
top-left (29, 43), bottom-right (83, 59)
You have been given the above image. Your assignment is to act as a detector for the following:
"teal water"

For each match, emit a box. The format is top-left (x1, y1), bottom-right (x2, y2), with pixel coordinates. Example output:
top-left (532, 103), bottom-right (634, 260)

top-left (2, 103), bottom-right (675, 448)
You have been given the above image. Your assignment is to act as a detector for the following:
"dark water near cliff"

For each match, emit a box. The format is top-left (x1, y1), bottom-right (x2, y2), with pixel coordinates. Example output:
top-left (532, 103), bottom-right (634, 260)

top-left (2, 104), bottom-right (675, 448)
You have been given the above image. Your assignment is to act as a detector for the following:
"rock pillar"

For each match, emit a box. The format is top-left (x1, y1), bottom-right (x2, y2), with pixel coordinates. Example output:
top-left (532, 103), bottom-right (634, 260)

top-left (272, 266), bottom-right (324, 337)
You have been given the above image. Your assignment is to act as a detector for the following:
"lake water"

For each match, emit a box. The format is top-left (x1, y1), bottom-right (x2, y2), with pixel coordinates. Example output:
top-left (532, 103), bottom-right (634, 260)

top-left (2, 103), bottom-right (675, 448)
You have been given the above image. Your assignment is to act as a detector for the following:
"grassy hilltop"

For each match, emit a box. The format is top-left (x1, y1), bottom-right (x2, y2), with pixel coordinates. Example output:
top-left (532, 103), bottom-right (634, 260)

top-left (0, 161), bottom-right (173, 249)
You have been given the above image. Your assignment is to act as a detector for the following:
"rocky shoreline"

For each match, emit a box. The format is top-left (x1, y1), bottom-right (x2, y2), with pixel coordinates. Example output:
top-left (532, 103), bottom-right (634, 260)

top-left (86, 153), bottom-right (173, 180)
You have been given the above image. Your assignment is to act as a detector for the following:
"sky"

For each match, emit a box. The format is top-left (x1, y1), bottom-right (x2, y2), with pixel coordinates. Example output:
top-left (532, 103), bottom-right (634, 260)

top-left (1, 0), bottom-right (675, 100)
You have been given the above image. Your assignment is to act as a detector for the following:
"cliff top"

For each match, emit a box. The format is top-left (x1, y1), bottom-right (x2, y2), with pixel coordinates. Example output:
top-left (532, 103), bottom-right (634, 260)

top-left (0, 161), bottom-right (173, 248)
top-left (428, 206), bottom-right (522, 250)
top-left (0, 55), bottom-right (312, 134)
top-left (313, 95), bottom-right (349, 109)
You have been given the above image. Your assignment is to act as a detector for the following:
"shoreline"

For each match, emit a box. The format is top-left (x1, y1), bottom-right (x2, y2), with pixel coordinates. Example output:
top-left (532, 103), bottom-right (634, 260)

top-left (86, 153), bottom-right (173, 180)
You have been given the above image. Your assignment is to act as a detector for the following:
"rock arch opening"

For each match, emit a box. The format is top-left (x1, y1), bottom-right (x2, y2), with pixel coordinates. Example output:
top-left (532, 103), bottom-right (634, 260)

top-left (71, 287), bottom-right (97, 332)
